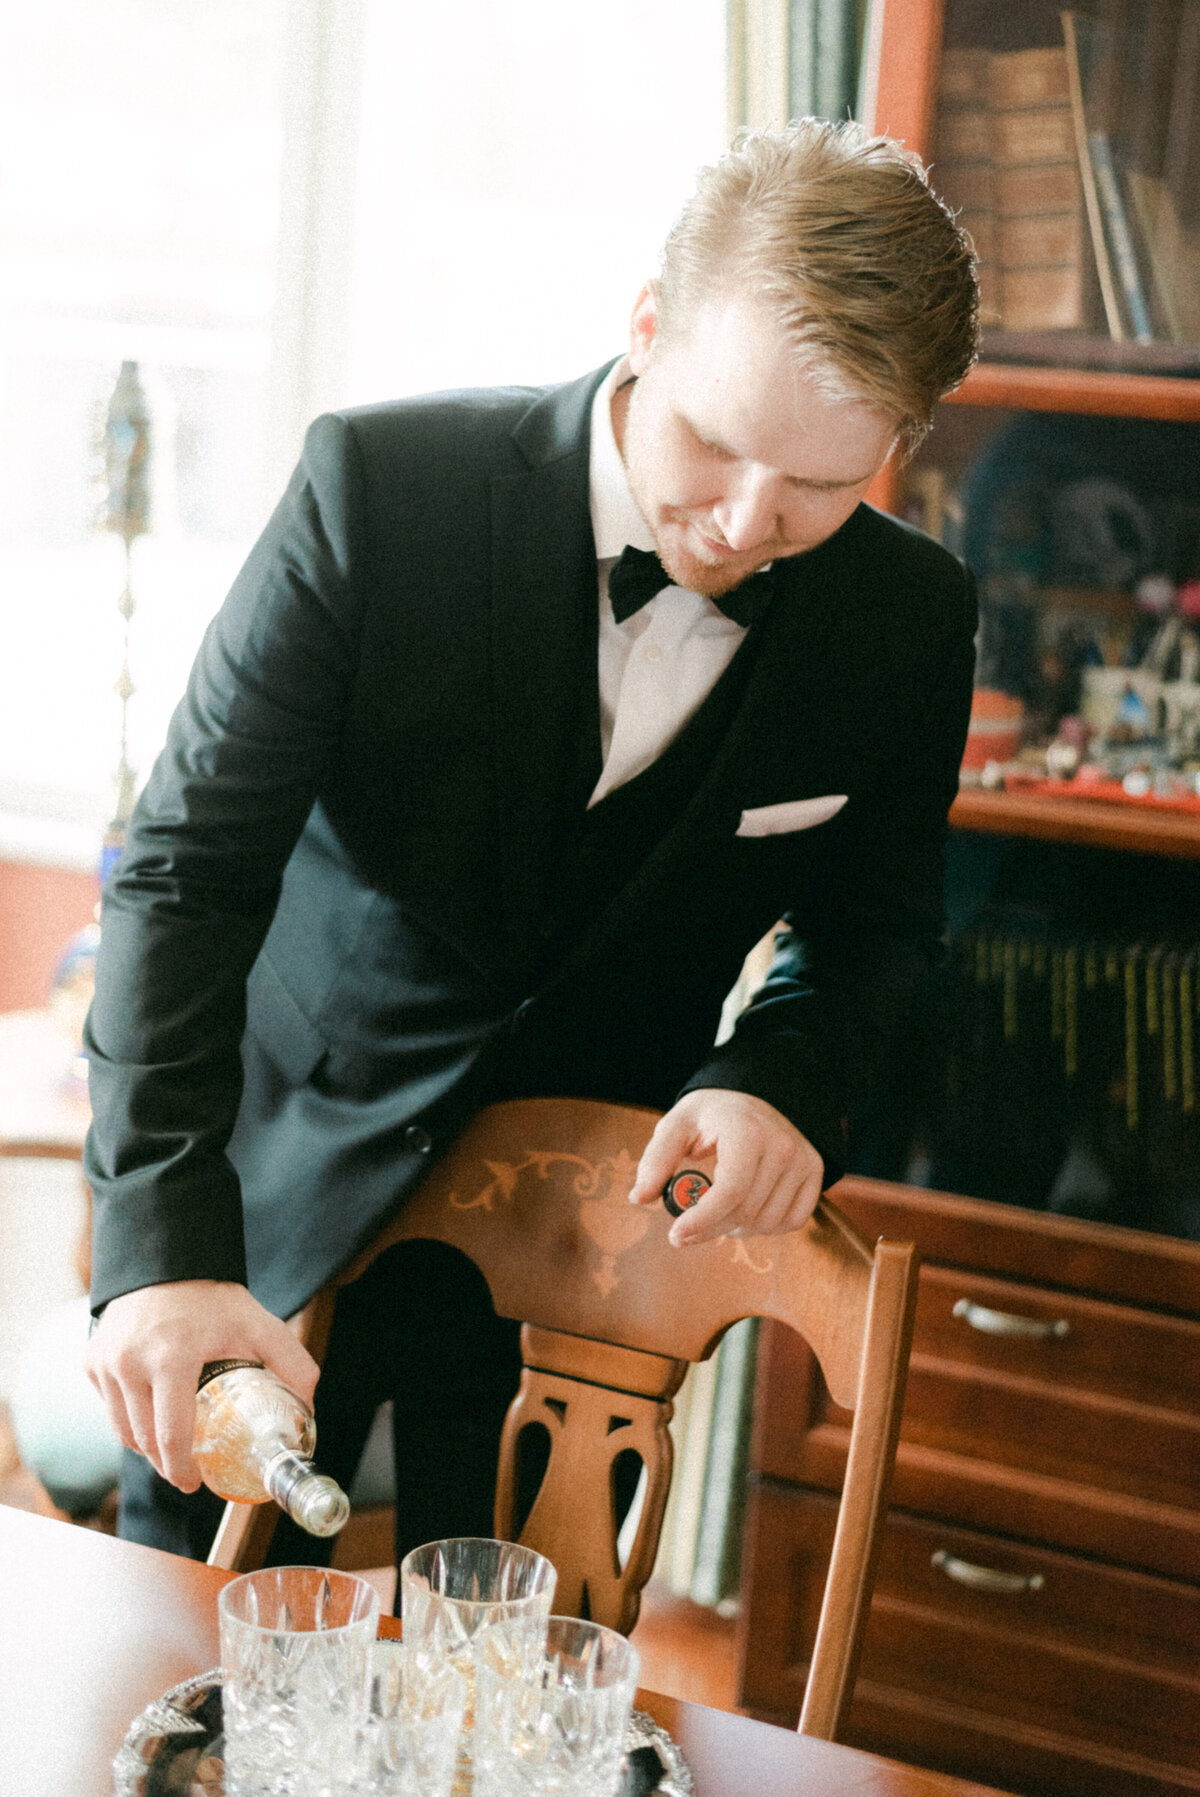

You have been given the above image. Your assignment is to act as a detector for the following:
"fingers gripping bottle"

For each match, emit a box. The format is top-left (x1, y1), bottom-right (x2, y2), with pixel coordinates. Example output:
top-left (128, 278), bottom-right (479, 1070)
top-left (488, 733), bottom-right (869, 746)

top-left (192, 1359), bottom-right (350, 1539)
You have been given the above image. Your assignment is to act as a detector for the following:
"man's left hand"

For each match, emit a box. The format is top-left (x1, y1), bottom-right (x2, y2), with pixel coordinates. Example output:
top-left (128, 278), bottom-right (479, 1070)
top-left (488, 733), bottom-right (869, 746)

top-left (627, 1088), bottom-right (824, 1246)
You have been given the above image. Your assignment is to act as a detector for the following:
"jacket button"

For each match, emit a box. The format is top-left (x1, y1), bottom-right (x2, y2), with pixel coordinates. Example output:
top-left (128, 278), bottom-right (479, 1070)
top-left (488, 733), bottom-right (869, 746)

top-left (405, 1124), bottom-right (433, 1154)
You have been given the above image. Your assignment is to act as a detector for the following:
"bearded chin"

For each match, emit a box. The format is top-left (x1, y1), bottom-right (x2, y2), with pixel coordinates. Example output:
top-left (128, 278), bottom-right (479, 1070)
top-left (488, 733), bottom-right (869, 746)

top-left (657, 538), bottom-right (766, 601)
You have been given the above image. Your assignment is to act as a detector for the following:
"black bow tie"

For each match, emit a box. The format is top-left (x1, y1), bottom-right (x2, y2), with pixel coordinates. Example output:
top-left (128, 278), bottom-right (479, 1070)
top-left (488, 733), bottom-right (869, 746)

top-left (607, 543), bottom-right (776, 629)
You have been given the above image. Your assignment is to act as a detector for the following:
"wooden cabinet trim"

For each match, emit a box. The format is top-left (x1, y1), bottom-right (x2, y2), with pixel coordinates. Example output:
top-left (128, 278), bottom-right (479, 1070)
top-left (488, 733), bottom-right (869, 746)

top-left (830, 1177), bottom-right (1200, 1317)
top-left (950, 363), bottom-right (1200, 425)
top-left (950, 787), bottom-right (1200, 859)
top-left (865, 0), bottom-right (945, 157)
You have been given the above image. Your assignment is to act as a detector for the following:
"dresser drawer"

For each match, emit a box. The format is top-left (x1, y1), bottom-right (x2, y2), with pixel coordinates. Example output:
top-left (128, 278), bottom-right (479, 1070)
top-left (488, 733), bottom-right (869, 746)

top-left (900, 1266), bottom-right (1200, 1509)
top-left (912, 1263), bottom-right (1200, 1414)
top-left (754, 1269), bottom-right (1200, 1576)
top-left (739, 1481), bottom-right (1200, 1797)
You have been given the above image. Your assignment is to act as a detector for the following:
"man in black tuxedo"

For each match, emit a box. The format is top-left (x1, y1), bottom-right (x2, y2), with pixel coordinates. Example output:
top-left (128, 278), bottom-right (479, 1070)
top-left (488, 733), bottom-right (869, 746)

top-left (84, 120), bottom-right (979, 1562)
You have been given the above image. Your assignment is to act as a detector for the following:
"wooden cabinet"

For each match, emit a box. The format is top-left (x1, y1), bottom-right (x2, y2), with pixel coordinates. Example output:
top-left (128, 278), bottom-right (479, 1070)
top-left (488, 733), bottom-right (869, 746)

top-left (734, 6), bottom-right (1200, 1790)
top-left (737, 1175), bottom-right (1200, 1794)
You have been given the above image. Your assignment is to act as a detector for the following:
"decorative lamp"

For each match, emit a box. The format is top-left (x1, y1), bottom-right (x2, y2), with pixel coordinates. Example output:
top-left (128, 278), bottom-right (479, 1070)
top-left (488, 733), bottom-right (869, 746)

top-left (45, 364), bottom-right (155, 1069)
top-left (95, 359), bottom-right (153, 882)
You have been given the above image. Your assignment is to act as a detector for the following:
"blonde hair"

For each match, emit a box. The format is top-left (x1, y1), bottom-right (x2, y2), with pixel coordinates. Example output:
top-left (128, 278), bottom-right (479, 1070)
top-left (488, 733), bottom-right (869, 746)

top-left (658, 119), bottom-right (978, 455)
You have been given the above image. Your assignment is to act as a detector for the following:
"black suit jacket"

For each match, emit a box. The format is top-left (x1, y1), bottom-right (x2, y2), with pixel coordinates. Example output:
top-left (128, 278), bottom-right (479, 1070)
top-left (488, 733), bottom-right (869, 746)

top-left (85, 363), bottom-right (976, 1320)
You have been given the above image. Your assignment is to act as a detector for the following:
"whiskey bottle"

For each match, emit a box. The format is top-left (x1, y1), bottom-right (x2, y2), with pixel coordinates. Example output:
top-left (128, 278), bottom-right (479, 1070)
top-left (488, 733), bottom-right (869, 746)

top-left (192, 1359), bottom-right (350, 1538)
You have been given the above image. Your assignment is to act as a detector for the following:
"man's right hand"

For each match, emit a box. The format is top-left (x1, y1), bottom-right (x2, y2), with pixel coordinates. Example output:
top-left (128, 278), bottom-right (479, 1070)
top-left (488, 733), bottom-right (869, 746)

top-left (84, 1280), bottom-right (321, 1494)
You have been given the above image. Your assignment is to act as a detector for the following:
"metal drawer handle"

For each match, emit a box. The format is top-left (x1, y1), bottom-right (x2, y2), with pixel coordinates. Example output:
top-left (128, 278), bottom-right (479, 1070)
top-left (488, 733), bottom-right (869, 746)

top-left (953, 1297), bottom-right (1070, 1340)
top-left (932, 1549), bottom-right (1045, 1594)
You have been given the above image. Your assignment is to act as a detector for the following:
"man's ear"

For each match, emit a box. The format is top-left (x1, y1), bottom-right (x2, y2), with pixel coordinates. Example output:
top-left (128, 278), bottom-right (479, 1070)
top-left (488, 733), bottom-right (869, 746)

top-left (628, 281), bottom-right (661, 375)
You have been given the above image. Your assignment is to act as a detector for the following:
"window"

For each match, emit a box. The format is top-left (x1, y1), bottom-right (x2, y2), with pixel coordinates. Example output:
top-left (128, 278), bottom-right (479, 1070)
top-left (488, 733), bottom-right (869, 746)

top-left (0, 0), bottom-right (725, 861)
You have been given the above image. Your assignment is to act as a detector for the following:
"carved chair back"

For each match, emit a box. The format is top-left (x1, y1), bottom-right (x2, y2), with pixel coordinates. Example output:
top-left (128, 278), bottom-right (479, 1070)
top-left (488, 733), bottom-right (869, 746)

top-left (208, 1097), bottom-right (918, 1741)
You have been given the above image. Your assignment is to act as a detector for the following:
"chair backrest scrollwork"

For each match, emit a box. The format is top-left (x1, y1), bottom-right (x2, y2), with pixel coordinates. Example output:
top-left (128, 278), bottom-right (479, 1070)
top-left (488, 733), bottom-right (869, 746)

top-left (209, 1097), bottom-right (919, 1743)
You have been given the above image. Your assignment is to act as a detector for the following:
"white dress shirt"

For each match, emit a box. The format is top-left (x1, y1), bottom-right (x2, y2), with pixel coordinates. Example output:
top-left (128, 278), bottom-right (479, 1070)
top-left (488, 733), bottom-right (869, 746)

top-left (587, 358), bottom-right (747, 807)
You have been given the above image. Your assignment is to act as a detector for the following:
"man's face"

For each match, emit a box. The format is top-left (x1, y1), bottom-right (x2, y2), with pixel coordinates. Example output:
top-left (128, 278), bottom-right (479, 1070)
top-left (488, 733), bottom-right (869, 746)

top-left (614, 284), bottom-right (898, 599)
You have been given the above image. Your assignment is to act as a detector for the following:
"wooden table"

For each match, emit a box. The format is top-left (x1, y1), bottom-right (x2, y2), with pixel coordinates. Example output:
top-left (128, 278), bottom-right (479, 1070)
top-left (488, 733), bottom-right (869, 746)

top-left (0, 1507), bottom-right (1014, 1797)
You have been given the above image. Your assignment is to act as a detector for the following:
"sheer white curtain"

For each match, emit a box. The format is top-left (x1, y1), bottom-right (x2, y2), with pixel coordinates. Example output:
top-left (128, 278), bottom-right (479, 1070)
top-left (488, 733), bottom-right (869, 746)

top-left (0, 0), bottom-right (289, 858)
top-left (0, 0), bottom-right (726, 854)
top-left (342, 0), bottom-right (727, 405)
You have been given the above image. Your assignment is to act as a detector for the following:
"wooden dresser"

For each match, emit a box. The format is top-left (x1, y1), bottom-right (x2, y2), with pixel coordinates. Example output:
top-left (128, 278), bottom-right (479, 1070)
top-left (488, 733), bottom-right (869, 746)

top-left (737, 1175), bottom-right (1200, 1797)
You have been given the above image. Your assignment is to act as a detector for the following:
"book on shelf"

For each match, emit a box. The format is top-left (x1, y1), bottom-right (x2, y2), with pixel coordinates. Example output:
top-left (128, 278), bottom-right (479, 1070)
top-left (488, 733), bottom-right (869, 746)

top-left (990, 42), bottom-right (1084, 332)
top-left (934, 48), bottom-right (996, 321)
top-left (1087, 129), bottom-right (1154, 342)
top-left (1125, 171), bottom-right (1200, 343)
top-left (1163, 0), bottom-right (1200, 236)
top-left (1060, 5), bottom-right (1200, 345)
top-left (1062, 10), bottom-right (1130, 340)
top-left (936, 11), bottom-right (1200, 344)
top-left (935, 40), bottom-right (1087, 333)
top-left (991, 101), bottom-right (1077, 168)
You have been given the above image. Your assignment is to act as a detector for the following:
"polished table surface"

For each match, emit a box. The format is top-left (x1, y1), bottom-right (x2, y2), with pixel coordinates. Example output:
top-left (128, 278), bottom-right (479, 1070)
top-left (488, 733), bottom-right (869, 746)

top-left (0, 1506), bottom-right (1014, 1797)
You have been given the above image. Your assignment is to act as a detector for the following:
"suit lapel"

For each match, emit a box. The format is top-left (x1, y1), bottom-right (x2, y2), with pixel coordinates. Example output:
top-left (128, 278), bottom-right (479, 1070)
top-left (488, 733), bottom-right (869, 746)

top-left (490, 365), bottom-right (611, 981)
top-left (693, 510), bottom-right (874, 805)
top-left (538, 508), bottom-right (872, 986)
top-left (636, 512), bottom-right (865, 838)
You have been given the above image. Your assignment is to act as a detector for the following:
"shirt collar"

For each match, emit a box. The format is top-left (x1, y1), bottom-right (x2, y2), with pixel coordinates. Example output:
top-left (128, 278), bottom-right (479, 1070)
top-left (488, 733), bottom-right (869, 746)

top-left (589, 356), bottom-right (655, 561)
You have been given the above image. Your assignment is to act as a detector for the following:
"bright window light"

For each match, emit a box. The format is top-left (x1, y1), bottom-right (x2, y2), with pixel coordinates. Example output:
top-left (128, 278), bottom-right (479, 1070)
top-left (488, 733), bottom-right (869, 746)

top-left (0, 0), bottom-right (725, 860)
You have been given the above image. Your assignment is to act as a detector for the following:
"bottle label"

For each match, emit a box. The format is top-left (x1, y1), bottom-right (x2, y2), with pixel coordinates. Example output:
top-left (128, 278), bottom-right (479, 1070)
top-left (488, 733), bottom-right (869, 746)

top-left (197, 1358), bottom-right (265, 1391)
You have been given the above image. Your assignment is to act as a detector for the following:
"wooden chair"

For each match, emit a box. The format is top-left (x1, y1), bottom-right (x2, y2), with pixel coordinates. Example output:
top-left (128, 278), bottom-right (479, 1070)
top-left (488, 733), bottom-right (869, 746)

top-left (208, 1097), bottom-right (919, 1741)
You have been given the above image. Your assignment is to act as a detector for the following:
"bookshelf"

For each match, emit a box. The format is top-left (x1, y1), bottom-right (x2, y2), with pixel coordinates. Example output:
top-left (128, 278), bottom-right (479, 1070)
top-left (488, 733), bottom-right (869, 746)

top-left (737, 5), bottom-right (1200, 1792)
top-left (863, 0), bottom-right (1200, 859)
top-left (865, 0), bottom-right (1200, 439)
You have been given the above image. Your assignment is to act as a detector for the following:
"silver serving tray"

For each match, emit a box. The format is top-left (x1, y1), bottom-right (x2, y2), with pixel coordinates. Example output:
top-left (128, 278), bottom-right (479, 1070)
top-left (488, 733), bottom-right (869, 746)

top-left (114, 1667), bottom-right (693, 1796)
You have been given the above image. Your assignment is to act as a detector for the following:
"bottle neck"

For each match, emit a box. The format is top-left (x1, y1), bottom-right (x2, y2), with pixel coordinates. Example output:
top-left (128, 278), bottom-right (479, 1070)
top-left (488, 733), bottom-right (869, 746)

top-left (263, 1449), bottom-right (350, 1538)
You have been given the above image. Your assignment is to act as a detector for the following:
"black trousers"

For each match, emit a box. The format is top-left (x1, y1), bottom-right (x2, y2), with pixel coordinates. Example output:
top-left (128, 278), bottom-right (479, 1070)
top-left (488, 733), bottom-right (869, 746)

top-left (117, 1240), bottom-right (524, 1570)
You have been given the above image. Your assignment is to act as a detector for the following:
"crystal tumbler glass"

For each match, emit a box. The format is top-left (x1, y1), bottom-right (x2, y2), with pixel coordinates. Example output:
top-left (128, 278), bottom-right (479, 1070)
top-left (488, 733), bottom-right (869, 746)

top-left (473, 1615), bottom-right (641, 1797)
top-left (400, 1538), bottom-right (557, 1794)
top-left (218, 1565), bottom-right (380, 1797)
top-left (350, 1639), bottom-right (468, 1797)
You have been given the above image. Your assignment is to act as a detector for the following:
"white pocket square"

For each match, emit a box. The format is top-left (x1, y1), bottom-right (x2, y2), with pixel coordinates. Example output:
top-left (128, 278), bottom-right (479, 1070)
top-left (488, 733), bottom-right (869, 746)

top-left (736, 794), bottom-right (848, 837)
